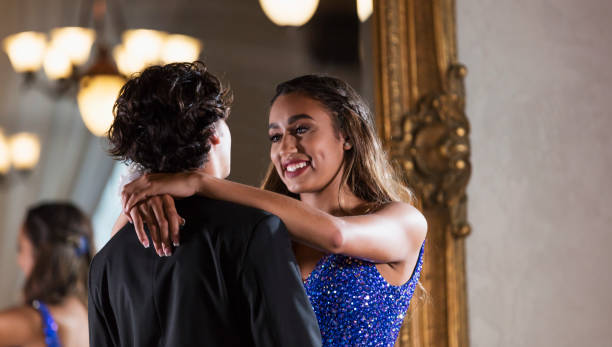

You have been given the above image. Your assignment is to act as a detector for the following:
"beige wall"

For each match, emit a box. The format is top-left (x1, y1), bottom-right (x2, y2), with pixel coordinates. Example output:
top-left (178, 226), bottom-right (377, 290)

top-left (457, 0), bottom-right (612, 346)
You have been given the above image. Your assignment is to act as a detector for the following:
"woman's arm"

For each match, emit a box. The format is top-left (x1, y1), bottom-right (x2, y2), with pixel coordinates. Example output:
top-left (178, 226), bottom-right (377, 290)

top-left (123, 172), bottom-right (427, 264)
top-left (0, 307), bottom-right (39, 346)
top-left (112, 213), bottom-right (130, 236)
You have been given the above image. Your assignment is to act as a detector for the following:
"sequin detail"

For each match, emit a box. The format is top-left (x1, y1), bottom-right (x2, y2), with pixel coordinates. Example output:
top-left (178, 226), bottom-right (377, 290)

top-left (32, 300), bottom-right (61, 347)
top-left (304, 242), bottom-right (425, 346)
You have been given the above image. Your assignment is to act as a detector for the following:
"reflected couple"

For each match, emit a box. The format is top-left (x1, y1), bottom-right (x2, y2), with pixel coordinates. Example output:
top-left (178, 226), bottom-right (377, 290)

top-left (90, 61), bottom-right (427, 346)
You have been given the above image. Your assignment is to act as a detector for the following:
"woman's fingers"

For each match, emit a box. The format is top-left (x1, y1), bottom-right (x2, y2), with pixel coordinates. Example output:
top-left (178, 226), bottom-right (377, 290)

top-left (126, 190), bottom-right (149, 214)
top-left (139, 203), bottom-right (163, 257)
top-left (122, 175), bottom-right (154, 213)
top-left (149, 196), bottom-right (172, 256)
top-left (123, 199), bottom-right (134, 224)
top-left (121, 174), bottom-right (189, 256)
top-left (129, 209), bottom-right (148, 248)
top-left (162, 195), bottom-right (182, 246)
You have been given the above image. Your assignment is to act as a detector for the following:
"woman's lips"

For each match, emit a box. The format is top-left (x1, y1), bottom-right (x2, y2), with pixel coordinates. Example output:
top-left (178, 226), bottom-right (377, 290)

top-left (284, 160), bottom-right (311, 178)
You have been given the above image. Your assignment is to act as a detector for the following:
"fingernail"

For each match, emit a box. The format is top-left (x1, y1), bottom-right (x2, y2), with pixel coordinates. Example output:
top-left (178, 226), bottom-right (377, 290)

top-left (164, 248), bottom-right (172, 256)
top-left (173, 241), bottom-right (180, 247)
top-left (143, 241), bottom-right (150, 248)
top-left (180, 218), bottom-right (186, 226)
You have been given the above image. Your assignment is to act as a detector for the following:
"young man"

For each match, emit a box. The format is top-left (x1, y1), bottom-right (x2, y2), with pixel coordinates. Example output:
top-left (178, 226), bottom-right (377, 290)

top-left (88, 62), bottom-right (321, 346)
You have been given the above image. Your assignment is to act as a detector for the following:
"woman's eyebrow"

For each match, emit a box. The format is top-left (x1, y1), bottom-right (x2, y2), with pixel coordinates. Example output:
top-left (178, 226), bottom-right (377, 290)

top-left (268, 114), bottom-right (314, 130)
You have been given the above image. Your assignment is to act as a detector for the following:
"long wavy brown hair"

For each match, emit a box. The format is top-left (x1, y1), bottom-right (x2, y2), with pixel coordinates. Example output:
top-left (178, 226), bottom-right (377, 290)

top-left (261, 75), bottom-right (427, 304)
top-left (22, 202), bottom-right (94, 306)
top-left (261, 74), bottom-right (415, 211)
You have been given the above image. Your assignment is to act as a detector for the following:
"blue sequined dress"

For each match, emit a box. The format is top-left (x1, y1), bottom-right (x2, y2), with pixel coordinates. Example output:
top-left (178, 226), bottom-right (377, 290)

top-left (32, 300), bottom-right (61, 347)
top-left (304, 242), bottom-right (425, 346)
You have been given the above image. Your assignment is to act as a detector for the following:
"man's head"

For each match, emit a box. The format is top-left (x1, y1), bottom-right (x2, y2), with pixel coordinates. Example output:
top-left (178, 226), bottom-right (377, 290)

top-left (108, 61), bottom-right (233, 177)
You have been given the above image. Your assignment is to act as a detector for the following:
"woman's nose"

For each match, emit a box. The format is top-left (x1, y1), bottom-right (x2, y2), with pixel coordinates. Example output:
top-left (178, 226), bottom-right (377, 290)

top-left (279, 134), bottom-right (298, 155)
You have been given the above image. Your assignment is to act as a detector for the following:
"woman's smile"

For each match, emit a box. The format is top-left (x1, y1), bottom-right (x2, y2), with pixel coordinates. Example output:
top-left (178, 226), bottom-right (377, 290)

top-left (283, 159), bottom-right (311, 178)
top-left (268, 92), bottom-right (346, 194)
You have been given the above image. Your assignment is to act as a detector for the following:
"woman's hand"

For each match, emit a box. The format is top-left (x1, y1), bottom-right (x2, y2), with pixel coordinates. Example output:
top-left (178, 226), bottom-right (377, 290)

top-left (121, 171), bottom-right (202, 214)
top-left (127, 194), bottom-right (183, 257)
top-left (121, 172), bottom-right (200, 256)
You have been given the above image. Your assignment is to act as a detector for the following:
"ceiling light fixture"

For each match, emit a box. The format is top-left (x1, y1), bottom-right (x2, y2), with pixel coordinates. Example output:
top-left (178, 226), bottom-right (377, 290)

top-left (2, 0), bottom-right (202, 137)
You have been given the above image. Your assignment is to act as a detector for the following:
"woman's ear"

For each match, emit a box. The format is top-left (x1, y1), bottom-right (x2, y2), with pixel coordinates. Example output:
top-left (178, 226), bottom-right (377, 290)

top-left (343, 136), bottom-right (352, 150)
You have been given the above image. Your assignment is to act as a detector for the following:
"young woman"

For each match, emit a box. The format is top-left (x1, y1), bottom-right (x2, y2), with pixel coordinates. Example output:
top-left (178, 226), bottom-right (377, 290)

top-left (122, 75), bottom-right (427, 345)
top-left (0, 202), bottom-right (93, 347)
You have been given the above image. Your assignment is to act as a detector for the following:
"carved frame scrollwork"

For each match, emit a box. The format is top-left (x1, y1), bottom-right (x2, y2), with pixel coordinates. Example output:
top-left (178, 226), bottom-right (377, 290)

top-left (392, 64), bottom-right (471, 237)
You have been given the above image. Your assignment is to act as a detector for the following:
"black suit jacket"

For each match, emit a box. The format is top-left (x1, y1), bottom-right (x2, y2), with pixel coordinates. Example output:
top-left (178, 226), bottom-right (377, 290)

top-left (88, 196), bottom-right (321, 347)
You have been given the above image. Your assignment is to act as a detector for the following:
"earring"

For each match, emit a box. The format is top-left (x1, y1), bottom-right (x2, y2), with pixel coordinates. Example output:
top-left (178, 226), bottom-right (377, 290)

top-left (344, 142), bottom-right (352, 150)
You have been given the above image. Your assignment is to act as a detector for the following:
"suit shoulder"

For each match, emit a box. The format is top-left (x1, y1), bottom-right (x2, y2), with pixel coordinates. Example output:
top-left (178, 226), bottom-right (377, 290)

top-left (89, 224), bottom-right (139, 275)
top-left (181, 196), bottom-right (276, 228)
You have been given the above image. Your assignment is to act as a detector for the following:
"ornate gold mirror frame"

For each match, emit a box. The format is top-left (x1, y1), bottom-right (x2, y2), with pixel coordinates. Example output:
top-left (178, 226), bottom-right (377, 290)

top-left (373, 1), bottom-right (471, 346)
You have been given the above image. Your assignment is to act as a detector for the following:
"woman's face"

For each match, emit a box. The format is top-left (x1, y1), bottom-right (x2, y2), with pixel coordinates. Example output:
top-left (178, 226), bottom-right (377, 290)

top-left (17, 226), bottom-right (35, 278)
top-left (268, 93), bottom-right (347, 194)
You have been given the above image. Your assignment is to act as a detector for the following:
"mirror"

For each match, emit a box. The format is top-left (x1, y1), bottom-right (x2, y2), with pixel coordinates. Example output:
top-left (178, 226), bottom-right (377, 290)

top-left (0, 0), bottom-right (376, 307)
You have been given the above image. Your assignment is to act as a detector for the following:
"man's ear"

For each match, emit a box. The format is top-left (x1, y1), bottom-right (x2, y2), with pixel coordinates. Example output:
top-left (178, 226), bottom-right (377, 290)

top-left (209, 133), bottom-right (221, 146)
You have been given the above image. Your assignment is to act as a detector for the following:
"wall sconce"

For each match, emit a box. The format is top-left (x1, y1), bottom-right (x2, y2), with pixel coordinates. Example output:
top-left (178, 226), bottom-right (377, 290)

top-left (2, 0), bottom-right (202, 137)
top-left (9, 132), bottom-right (41, 171)
top-left (0, 129), bottom-right (41, 176)
top-left (0, 131), bottom-right (11, 175)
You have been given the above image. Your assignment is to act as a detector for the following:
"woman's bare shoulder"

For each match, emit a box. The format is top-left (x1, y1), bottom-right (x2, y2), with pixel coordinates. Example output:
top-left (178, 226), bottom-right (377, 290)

top-left (377, 201), bottom-right (426, 223)
top-left (0, 304), bottom-right (39, 325)
top-left (50, 298), bottom-right (89, 347)
top-left (0, 305), bottom-right (42, 346)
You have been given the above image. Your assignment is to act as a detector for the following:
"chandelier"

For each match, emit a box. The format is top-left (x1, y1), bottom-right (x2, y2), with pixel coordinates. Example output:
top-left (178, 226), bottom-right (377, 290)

top-left (2, 0), bottom-right (202, 137)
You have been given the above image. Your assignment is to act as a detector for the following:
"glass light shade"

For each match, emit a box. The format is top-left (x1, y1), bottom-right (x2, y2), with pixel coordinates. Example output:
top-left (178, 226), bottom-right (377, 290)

top-left (357, 0), bottom-right (373, 22)
top-left (0, 130), bottom-right (10, 174)
top-left (122, 29), bottom-right (167, 68)
top-left (2, 31), bottom-right (47, 72)
top-left (160, 34), bottom-right (202, 64)
top-left (8, 132), bottom-right (41, 171)
top-left (112, 44), bottom-right (146, 76)
top-left (258, 0), bottom-right (319, 26)
top-left (77, 75), bottom-right (125, 136)
top-left (43, 43), bottom-right (72, 79)
top-left (50, 27), bottom-right (95, 66)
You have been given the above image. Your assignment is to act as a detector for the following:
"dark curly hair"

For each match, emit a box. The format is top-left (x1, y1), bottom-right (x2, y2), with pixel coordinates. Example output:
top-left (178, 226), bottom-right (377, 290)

top-left (108, 61), bottom-right (233, 173)
top-left (22, 202), bottom-right (94, 306)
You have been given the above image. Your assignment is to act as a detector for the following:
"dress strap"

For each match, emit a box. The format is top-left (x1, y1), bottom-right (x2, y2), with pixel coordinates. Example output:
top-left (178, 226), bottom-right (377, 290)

top-left (32, 300), bottom-right (62, 347)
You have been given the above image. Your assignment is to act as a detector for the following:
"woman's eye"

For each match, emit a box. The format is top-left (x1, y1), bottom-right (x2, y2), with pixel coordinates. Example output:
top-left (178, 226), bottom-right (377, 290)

top-left (295, 126), bottom-right (309, 134)
top-left (269, 134), bottom-right (281, 142)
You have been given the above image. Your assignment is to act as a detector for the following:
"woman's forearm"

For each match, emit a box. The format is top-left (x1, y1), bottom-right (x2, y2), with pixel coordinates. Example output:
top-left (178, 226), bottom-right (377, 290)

top-left (197, 173), bottom-right (343, 252)
top-left (112, 214), bottom-right (130, 236)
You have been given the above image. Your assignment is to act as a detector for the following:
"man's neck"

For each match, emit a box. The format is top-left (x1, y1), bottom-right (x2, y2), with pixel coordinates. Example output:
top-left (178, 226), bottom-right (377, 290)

top-left (200, 156), bottom-right (223, 179)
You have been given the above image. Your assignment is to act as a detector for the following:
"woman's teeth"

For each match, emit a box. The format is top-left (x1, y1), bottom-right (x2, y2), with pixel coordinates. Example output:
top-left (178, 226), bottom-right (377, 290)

top-left (286, 162), bottom-right (308, 172)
